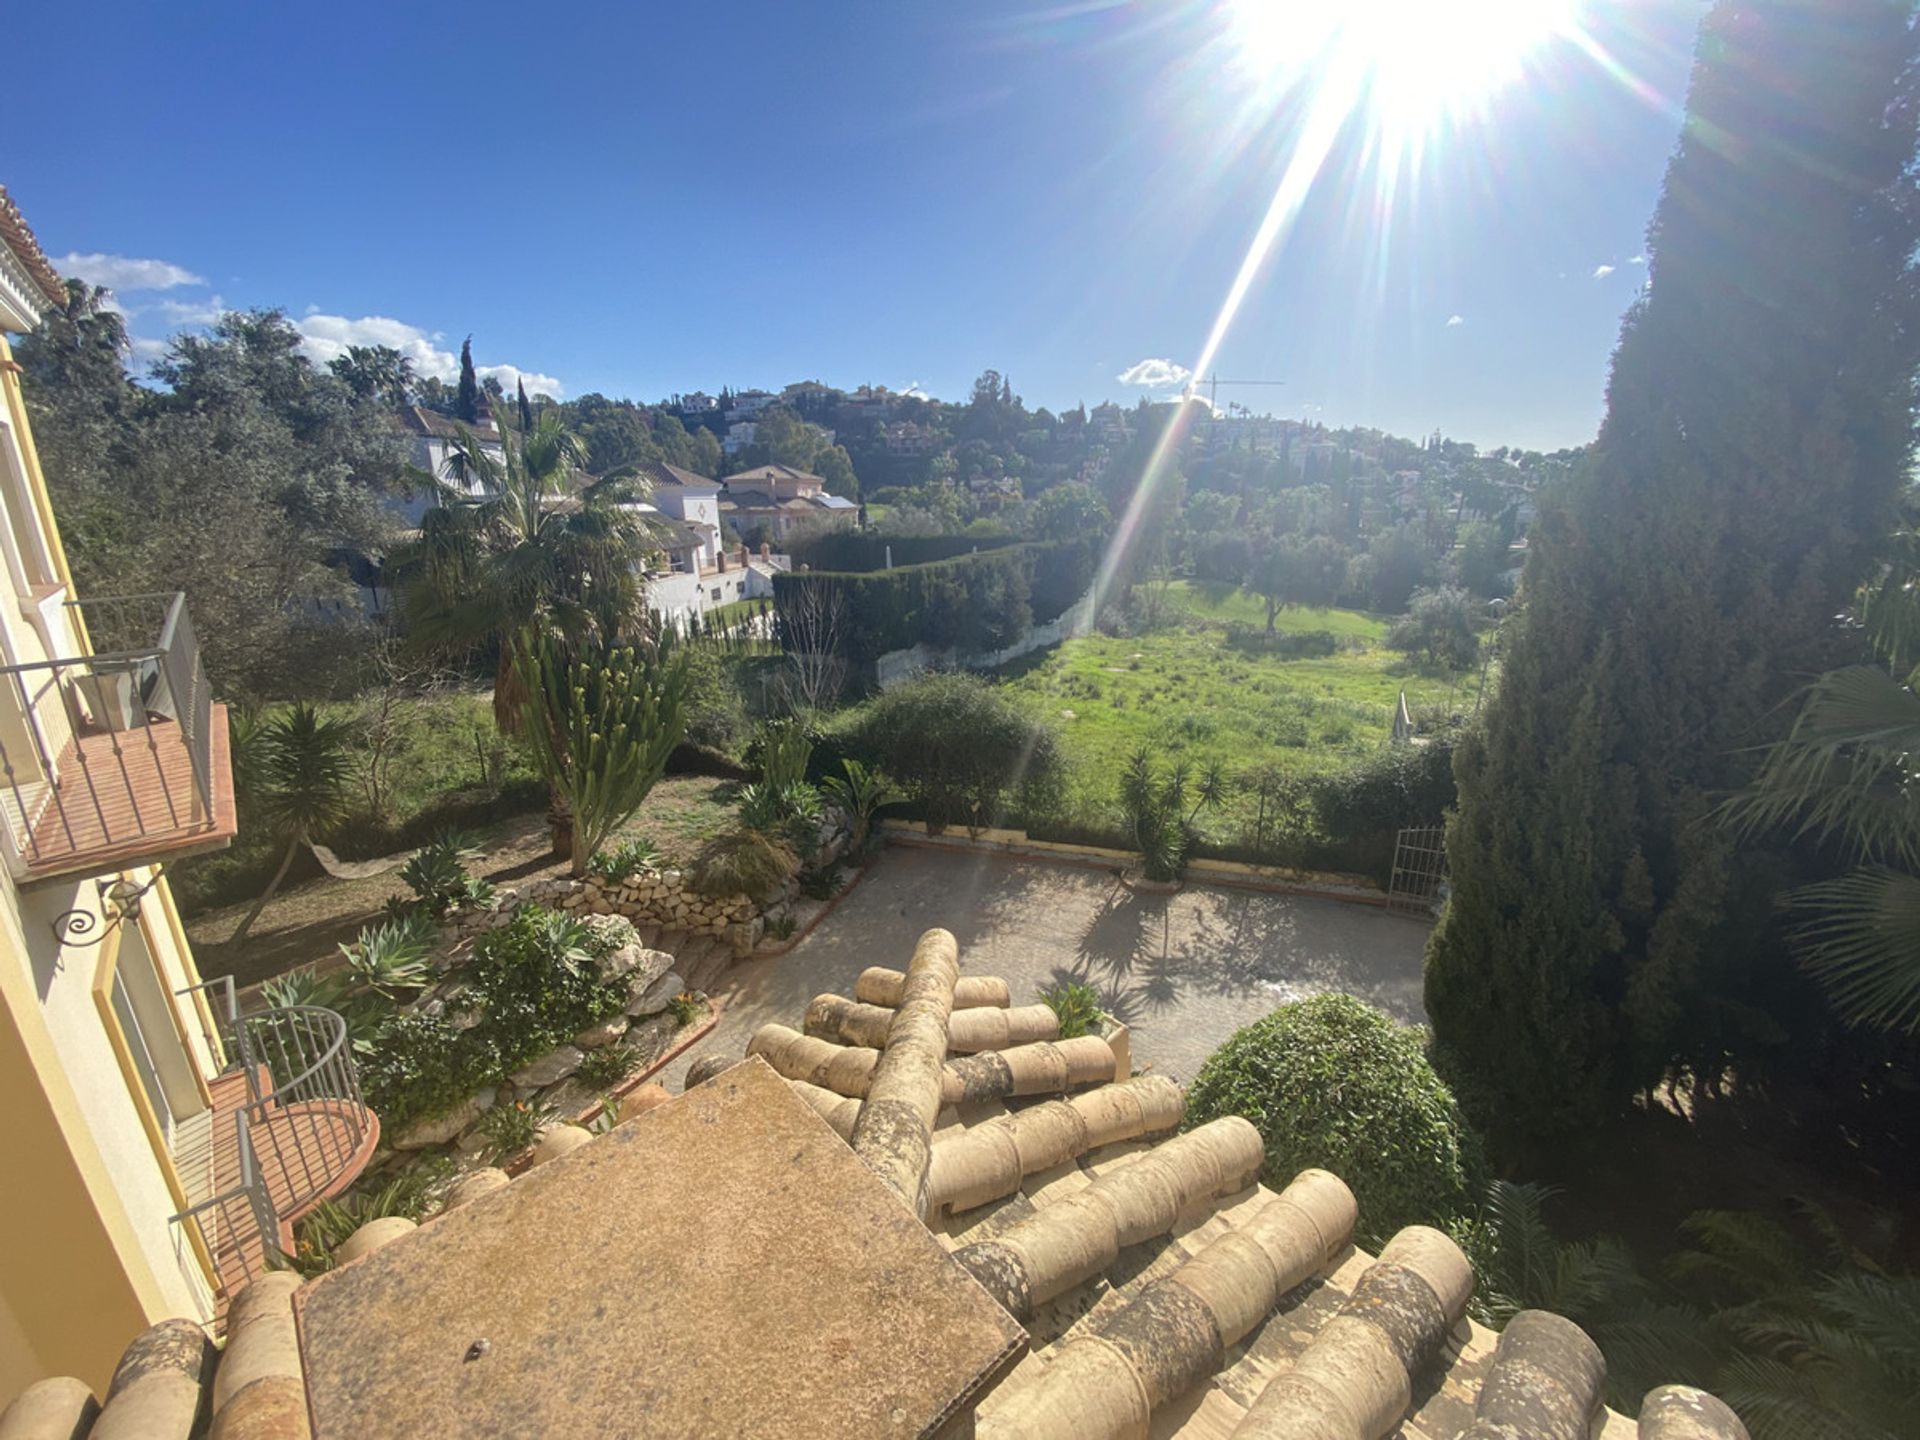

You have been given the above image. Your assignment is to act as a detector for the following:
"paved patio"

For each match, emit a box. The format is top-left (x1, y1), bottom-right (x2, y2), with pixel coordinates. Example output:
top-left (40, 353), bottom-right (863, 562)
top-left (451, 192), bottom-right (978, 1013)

top-left (662, 845), bottom-right (1432, 1091)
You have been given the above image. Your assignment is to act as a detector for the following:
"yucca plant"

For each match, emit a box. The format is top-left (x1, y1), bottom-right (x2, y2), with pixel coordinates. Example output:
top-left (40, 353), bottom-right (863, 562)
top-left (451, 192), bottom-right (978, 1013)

top-left (230, 703), bottom-right (358, 945)
top-left (1119, 747), bottom-right (1224, 883)
top-left (737, 780), bottom-right (823, 846)
top-left (755, 719), bottom-right (814, 789)
top-left (516, 631), bottom-right (693, 878)
top-left (821, 758), bottom-right (895, 854)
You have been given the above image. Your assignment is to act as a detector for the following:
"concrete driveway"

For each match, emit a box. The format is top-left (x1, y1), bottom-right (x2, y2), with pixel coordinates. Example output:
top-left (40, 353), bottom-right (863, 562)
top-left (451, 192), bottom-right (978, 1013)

top-left (661, 845), bottom-right (1431, 1091)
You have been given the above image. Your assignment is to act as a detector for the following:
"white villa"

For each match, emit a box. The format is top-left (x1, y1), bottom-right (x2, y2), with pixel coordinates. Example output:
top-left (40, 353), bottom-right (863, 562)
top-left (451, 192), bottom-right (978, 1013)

top-left (631, 462), bottom-right (789, 627)
top-left (391, 401), bottom-right (505, 524)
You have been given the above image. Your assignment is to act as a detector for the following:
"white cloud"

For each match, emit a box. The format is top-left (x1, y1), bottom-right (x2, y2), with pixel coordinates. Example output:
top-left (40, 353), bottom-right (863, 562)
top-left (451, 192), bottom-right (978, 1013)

top-left (127, 336), bottom-right (170, 363)
top-left (150, 294), bottom-right (226, 327)
top-left (55, 253), bottom-right (205, 292)
top-left (899, 380), bottom-right (931, 400)
top-left (478, 364), bottom-right (564, 400)
top-left (1446, 314), bottom-right (1465, 328)
top-left (1117, 357), bottom-right (1192, 388)
top-left (293, 312), bottom-right (564, 398)
top-left (1629, 254), bottom-right (1647, 266)
top-left (1592, 264), bottom-right (1616, 280)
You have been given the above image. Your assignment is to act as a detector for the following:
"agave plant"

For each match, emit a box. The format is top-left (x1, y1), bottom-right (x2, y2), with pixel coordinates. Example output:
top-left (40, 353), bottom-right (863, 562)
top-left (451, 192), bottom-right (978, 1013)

top-left (399, 828), bottom-right (487, 916)
top-left (337, 912), bottom-right (437, 997)
top-left (737, 780), bottom-right (823, 846)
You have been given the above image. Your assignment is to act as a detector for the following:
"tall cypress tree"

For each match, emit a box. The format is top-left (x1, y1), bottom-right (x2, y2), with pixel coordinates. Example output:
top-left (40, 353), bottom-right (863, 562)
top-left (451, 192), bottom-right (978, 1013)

top-left (455, 335), bottom-right (479, 424)
top-left (1426, 0), bottom-right (1920, 1145)
top-left (517, 376), bottom-right (534, 433)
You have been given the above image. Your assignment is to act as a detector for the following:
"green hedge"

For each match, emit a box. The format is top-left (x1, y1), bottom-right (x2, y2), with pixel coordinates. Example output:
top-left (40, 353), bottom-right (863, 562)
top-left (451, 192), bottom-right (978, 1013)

top-left (774, 539), bottom-right (1097, 667)
top-left (786, 532), bottom-right (1021, 571)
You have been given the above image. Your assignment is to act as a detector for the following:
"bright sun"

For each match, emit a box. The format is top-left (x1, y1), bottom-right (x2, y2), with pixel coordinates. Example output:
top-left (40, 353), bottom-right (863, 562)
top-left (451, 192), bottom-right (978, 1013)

top-left (1226, 0), bottom-right (1575, 139)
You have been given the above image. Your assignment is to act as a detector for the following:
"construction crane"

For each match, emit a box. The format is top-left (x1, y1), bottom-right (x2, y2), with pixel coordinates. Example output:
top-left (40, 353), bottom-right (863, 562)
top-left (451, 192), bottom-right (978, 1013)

top-left (1186, 374), bottom-right (1288, 414)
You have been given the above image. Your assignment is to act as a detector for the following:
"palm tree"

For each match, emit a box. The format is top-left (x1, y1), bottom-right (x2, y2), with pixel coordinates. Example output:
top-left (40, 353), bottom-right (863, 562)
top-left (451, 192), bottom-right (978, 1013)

top-left (1725, 524), bottom-right (1920, 1034)
top-left (229, 703), bottom-right (357, 945)
top-left (387, 410), bottom-right (661, 853)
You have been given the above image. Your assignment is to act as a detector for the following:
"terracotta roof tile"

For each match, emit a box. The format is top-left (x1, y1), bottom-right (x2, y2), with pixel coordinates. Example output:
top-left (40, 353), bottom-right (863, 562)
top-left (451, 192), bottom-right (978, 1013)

top-left (0, 185), bottom-right (67, 309)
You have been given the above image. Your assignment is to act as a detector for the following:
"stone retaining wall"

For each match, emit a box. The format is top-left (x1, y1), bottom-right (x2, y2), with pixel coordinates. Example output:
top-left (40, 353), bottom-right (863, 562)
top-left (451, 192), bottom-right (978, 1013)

top-left (445, 869), bottom-right (768, 954)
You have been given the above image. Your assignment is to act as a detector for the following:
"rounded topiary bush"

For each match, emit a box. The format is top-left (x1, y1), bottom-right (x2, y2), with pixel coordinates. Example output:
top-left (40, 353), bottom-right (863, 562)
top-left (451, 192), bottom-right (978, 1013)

top-left (1182, 994), bottom-right (1485, 1245)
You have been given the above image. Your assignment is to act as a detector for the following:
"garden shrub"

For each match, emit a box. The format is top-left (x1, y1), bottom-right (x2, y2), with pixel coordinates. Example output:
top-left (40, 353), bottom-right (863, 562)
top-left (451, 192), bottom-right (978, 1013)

top-left (358, 904), bottom-right (631, 1133)
top-left (360, 1012), bottom-right (501, 1133)
top-left (1183, 994), bottom-right (1486, 1245)
top-left (837, 672), bottom-right (1065, 832)
top-left (691, 827), bottom-right (799, 900)
top-left (1306, 732), bottom-right (1458, 839)
top-left (772, 539), bottom-right (1097, 667)
top-left (1222, 625), bottom-right (1342, 659)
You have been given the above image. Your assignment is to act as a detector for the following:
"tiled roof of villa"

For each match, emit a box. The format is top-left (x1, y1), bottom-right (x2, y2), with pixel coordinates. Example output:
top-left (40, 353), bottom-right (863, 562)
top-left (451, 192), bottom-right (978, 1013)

top-left (0, 185), bottom-right (66, 308)
top-left (723, 462), bottom-right (825, 486)
top-left (636, 459), bottom-right (720, 491)
top-left (1, 929), bottom-right (1753, 1440)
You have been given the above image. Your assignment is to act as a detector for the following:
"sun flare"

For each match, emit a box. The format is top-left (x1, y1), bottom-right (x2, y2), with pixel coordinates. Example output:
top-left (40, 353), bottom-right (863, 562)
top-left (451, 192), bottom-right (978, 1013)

top-left (1226, 0), bottom-right (1576, 138)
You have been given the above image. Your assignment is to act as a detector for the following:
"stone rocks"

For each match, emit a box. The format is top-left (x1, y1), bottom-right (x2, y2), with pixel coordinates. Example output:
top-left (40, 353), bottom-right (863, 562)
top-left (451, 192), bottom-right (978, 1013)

top-left (508, 1046), bottom-right (585, 1090)
top-left (391, 1089), bottom-right (495, 1151)
top-left (334, 1217), bottom-right (416, 1266)
top-left (626, 1013), bottom-right (682, 1068)
top-left (442, 1169), bottom-right (510, 1211)
top-left (628, 970), bottom-right (684, 1017)
top-left (528, 1124), bottom-right (593, 1169)
top-left (616, 1083), bottom-right (673, 1121)
top-left (683, 1054), bottom-right (738, 1089)
top-left (573, 1015), bottom-right (630, 1050)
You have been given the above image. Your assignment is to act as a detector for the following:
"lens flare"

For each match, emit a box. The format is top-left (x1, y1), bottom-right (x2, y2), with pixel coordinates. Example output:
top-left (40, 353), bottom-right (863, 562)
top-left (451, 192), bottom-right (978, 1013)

top-left (1089, 0), bottom-right (1601, 615)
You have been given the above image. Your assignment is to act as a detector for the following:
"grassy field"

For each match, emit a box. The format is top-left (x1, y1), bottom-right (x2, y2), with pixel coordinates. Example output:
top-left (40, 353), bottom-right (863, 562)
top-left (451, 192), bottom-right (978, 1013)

top-left (999, 584), bottom-right (1472, 837)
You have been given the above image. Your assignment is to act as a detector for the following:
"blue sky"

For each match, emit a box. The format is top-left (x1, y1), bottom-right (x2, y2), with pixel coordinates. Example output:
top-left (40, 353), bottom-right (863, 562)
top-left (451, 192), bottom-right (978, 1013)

top-left (8, 1), bottom-right (1705, 451)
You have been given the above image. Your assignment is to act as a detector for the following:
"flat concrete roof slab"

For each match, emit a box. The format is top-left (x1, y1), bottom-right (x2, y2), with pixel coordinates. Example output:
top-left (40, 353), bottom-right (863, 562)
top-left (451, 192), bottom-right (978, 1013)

top-left (296, 1056), bottom-right (1026, 1439)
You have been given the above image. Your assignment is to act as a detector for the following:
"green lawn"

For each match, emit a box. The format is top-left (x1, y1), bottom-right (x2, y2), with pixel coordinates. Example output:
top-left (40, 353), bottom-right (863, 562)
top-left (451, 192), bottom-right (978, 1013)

top-left (1164, 579), bottom-right (1391, 640)
top-left (998, 592), bottom-right (1470, 838)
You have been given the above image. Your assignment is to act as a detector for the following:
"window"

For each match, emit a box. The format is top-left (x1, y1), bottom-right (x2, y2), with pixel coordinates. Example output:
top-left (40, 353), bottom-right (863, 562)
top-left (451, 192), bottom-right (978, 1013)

top-left (711, 588), bottom-right (722, 602)
top-left (0, 413), bottom-right (58, 595)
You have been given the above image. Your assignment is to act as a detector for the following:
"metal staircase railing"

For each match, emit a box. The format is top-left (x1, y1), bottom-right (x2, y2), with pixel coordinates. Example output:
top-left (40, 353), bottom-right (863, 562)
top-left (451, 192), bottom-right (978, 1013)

top-left (171, 976), bottom-right (374, 1295)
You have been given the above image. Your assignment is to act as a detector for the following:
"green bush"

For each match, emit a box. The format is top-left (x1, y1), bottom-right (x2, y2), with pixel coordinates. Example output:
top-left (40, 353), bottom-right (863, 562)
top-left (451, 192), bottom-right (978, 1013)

top-left (772, 538), bottom-right (1097, 666)
top-left (1222, 626), bottom-right (1342, 659)
top-left (837, 672), bottom-right (1065, 832)
top-left (1039, 980), bottom-right (1105, 1040)
top-left (691, 827), bottom-right (799, 900)
top-left (1183, 994), bottom-right (1485, 1246)
top-left (358, 904), bottom-right (630, 1133)
top-left (359, 1012), bottom-right (500, 1133)
top-left (1306, 733), bottom-right (1458, 839)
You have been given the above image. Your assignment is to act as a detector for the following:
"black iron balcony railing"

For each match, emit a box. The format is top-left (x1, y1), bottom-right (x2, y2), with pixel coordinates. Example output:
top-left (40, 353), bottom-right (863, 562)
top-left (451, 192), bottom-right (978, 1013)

top-left (0, 592), bottom-right (231, 879)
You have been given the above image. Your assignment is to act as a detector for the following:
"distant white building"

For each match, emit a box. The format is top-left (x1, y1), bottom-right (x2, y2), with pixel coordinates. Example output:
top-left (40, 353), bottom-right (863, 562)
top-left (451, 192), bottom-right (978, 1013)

top-left (392, 402), bottom-right (506, 522)
top-left (633, 462), bottom-right (789, 627)
top-left (678, 391), bottom-right (718, 414)
top-left (727, 389), bottom-right (778, 420)
top-left (723, 421), bottom-right (758, 456)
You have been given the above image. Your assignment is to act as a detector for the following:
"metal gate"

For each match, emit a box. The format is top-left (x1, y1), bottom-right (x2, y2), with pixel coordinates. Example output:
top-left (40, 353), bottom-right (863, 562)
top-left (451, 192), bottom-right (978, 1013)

top-left (1388, 825), bottom-right (1447, 917)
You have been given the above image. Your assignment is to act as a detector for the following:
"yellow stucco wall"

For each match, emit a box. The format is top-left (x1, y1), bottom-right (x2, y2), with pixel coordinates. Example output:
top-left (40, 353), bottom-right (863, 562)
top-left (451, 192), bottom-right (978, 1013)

top-left (0, 333), bottom-right (219, 1400)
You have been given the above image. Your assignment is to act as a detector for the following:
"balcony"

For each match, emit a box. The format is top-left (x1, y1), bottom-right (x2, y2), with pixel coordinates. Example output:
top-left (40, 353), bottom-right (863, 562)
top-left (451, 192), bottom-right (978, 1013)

top-left (173, 982), bottom-right (381, 1302)
top-left (0, 592), bottom-right (236, 882)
